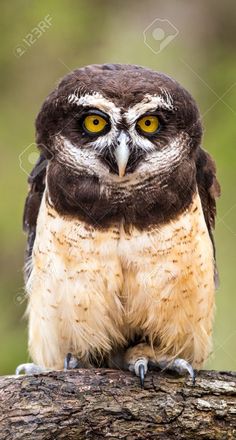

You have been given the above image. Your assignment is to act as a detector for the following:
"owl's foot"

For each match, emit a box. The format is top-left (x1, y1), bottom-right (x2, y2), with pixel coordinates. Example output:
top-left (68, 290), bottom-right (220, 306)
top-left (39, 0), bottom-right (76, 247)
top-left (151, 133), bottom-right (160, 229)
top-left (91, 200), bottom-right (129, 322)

top-left (64, 352), bottom-right (80, 369)
top-left (15, 363), bottom-right (46, 375)
top-left (64, 352), bottom-right (89, 369)
top-left (128, 356), bottom-right (195, 387)
top-left (124, 344), bottom-right (196, 387)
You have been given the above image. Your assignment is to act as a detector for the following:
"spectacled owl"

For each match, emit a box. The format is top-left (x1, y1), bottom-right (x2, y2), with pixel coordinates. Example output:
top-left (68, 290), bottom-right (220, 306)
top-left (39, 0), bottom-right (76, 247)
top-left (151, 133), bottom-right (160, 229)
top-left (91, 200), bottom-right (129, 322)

top-left (17, 64), bottom-right (220, 386)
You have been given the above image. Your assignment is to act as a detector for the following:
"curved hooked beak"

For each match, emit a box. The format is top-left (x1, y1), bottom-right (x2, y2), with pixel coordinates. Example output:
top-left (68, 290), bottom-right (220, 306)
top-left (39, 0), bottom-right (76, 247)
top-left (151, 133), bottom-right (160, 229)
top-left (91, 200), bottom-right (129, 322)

top-left (114, 131), bottom-right (131, 178)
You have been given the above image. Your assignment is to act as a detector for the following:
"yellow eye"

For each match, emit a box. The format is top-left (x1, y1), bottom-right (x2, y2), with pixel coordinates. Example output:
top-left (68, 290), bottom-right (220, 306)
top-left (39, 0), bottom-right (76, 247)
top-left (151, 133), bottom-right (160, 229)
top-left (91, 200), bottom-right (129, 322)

top-left (83, 114), bottom-right (108, 133)
top-left (136, 115), bottom-right (159, 134)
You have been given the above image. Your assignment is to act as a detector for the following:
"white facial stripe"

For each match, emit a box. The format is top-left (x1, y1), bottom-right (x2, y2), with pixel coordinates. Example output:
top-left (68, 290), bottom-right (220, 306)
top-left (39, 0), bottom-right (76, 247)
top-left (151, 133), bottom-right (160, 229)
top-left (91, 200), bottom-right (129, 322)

top-left (68, 92), bottom-right (121, 125)
top-left (125, 92), bottom-right (174, 125)
top-left (91, 127), bottom-right (155, 153)
top-left (54, 136), bottom-right (106, 176)
top-left (137, 133), bottom-right (188, 176)
top-left (128, 128), bottom-right (156, 152)
top-left (89, 124), bottom-right (119, 153)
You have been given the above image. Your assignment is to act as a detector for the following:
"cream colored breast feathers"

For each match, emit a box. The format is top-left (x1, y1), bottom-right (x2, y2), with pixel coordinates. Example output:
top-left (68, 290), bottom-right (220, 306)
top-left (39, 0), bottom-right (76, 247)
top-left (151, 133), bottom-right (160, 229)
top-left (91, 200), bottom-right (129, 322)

top-left (26, 189), bottom-right (214, 370)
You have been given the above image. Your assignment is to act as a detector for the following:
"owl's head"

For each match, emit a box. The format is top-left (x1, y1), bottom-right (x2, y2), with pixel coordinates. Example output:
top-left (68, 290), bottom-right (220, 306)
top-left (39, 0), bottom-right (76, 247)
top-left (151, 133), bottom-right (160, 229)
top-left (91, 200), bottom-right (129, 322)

top-left (35, 64), bottom-right (203, 227)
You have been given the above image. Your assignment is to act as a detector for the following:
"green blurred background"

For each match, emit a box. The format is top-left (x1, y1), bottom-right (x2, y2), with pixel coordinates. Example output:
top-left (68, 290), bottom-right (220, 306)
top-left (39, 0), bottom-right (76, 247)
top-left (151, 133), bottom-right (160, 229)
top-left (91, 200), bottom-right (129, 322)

top-left (0, 0), bottom-right (235, 375)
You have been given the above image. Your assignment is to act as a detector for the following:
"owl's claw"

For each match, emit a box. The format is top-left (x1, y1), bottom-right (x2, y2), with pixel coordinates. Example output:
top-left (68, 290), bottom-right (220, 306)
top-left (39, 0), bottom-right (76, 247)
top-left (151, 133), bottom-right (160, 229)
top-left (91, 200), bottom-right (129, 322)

top-left (15, 363), bottom-right (45, 375)
top-left (150, 357), bottom-right (196, 384)
top-left (64, 352), bottom-right (89, 369)
top-left (64, 352), bottom-right (80, 370)
top-left (170, 358), bottom-right (196, 384)
top-left (129, 357), bottom-right (148, 388)
top-left (138, 363), bottom-right (145, 388)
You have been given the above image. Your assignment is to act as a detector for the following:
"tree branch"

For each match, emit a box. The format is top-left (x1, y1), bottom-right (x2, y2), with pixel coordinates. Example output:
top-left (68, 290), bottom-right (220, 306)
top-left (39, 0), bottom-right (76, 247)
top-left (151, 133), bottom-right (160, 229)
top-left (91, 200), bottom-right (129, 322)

top-left (0, 369), bottom-right (236, 439)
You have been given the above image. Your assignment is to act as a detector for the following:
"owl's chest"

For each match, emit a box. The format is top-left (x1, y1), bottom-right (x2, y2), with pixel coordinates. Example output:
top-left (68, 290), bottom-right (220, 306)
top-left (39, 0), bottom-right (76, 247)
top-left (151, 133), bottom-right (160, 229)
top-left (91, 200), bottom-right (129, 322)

top-left (33, 190), bottom-right (212, 295)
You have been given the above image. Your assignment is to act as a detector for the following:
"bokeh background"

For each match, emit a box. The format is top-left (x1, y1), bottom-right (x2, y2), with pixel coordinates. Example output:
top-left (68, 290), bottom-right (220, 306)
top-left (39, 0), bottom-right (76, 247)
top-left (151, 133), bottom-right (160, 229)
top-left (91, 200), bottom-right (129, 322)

top-left (0, 0), bottom-right (235, 375)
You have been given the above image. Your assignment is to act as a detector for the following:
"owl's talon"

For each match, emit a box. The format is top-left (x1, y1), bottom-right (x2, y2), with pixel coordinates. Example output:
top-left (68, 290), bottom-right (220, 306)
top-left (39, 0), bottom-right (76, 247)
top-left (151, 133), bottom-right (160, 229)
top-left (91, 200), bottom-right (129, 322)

top-left (138, 364), bottom-right (145, 388)
top-left (129, 357), bottom-right (148, 388)
top-left (15, 363), bottom-right (45, 375)
top-left (169, 358), bottom-right (196, 384)
top-left (64, 352), bottom-right (80, 370)
top-left (153, 358), bottom-right (196, 385)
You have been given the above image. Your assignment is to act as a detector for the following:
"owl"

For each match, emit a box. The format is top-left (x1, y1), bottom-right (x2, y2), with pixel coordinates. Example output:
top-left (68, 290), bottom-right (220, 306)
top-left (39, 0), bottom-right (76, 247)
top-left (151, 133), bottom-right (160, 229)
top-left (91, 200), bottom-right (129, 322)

top-left (17, 64), bottom-right (220, 386)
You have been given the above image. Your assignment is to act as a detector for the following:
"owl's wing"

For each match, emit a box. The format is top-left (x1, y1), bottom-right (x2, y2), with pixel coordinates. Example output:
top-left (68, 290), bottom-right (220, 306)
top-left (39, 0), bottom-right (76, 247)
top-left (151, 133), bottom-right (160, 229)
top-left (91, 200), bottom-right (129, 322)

top-left (196, 148), bottom-right (221, 286)
top-left (23, 153), bottom-right (47, 280)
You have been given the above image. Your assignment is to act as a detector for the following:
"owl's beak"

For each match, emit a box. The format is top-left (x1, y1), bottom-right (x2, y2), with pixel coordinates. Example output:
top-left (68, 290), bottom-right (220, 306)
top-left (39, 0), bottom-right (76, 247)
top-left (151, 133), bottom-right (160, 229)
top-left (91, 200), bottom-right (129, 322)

top-left (114, 132), bottom-right (130, 177)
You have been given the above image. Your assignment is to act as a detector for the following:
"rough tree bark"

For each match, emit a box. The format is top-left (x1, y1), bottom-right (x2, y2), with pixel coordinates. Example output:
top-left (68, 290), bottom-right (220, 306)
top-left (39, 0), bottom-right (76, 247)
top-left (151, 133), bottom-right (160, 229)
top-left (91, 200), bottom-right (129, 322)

top-left (0, 369), bottom-right (235, 440)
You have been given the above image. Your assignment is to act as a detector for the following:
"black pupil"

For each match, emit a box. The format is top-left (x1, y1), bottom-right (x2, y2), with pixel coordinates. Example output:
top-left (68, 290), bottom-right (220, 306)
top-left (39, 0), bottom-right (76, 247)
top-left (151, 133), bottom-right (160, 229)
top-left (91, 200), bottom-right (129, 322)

top-left (93, 119), bottom-right (99, 125)
top-left (145, 120), bottom-right (151, 126)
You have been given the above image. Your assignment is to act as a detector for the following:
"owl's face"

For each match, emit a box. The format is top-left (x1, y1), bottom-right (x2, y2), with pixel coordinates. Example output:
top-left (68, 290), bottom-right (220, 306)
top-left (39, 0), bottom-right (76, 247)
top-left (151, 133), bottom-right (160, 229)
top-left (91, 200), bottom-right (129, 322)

top-left (36, 64), bottom-right (202, 228)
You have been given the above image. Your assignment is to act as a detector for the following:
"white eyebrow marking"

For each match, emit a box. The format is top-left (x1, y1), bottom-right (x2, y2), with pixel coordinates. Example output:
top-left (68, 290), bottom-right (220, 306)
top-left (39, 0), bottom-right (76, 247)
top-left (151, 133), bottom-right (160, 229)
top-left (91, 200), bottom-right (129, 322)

top-left (67, 91), bottom-right (121, 124)
top-left (66, 90), bottom-right (175, 155)
top-left (125, 91), bottom-right (174, 125)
